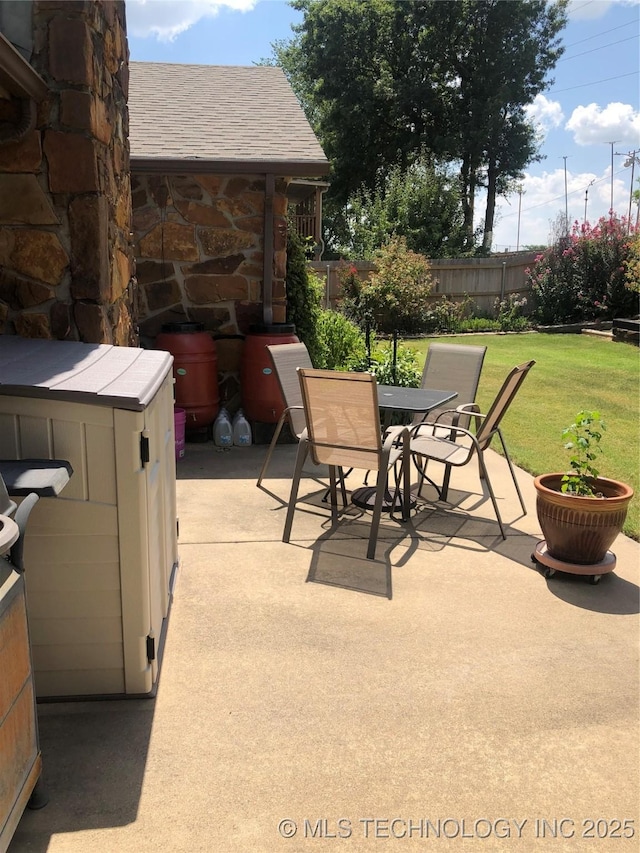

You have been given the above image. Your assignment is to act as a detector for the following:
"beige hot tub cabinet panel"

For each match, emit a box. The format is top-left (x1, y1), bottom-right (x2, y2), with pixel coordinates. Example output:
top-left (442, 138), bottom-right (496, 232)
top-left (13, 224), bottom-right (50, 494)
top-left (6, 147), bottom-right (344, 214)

top-left (0, 338), bottom-right (178, 699)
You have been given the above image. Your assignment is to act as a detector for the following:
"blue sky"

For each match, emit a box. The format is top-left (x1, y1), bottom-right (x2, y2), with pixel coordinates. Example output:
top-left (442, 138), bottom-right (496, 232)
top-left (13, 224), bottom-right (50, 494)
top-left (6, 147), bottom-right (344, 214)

top-left (126, 0), bottom-right (640, 251)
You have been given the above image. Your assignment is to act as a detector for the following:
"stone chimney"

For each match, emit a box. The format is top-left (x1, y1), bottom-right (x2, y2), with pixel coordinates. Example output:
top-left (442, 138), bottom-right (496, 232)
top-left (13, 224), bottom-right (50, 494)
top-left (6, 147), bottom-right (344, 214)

top-left (0, 0), bottom-right (136, 344)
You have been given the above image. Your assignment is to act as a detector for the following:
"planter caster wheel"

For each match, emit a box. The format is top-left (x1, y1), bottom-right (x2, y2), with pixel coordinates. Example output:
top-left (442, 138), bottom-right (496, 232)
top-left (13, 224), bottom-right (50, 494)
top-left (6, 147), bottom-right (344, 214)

top-left (589, 574), bottom-right (602, 585)
top-left (544, 567), bottom-right (555, 579)
top-left (530, 552), bottom-right (539, 565)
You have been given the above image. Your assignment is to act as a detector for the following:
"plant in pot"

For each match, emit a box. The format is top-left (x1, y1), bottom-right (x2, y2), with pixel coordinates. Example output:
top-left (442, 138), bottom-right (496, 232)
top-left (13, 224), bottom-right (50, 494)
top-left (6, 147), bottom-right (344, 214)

top-left (533, 410), bottom-right (634, 582)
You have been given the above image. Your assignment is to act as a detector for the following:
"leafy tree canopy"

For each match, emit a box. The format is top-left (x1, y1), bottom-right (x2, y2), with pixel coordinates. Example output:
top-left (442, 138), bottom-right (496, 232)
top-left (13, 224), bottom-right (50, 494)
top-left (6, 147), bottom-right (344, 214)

top-left (273, 0), bottom-right (568, 254)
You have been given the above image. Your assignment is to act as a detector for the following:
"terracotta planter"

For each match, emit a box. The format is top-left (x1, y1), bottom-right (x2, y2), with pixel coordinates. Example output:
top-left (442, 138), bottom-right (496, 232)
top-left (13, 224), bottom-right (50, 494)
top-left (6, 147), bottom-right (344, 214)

top-left (533, 474), bottom-right (634, 564)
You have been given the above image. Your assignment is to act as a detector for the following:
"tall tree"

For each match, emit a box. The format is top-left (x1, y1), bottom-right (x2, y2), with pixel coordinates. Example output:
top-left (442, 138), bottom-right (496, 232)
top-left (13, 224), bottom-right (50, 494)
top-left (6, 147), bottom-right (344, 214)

top-left (273, 0), bottom-right (568, 253)
top-left (431, 0), bottom-right (567, 250)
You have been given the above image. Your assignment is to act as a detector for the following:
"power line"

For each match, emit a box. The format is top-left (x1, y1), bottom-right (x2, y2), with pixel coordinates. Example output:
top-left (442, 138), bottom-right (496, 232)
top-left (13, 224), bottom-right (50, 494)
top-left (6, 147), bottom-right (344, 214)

top-left (547, 70), bottom-right (639, 94)
top-left (562, 18), bottom-right (640, 48)
top-left (558, 33), bottom-right (639, 62)
top-left (498, 167), bottom-right (630, 220)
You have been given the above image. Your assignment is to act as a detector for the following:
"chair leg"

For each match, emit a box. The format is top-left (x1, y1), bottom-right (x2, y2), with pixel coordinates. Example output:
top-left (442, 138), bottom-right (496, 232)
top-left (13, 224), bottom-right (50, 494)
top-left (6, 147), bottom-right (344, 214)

top-left (322, 467), bottom-right (349, 506)
top-left (282, 440), bottom-right (309, 544)
top-left (328, 466), bottom-right (340, 525)
top-left (477, 452), bottom-right (506, 539)
top-left (339, 467), bottom-right (348, 506)
top-left (367, 468), bottom-right (387, 560)
top-left (497, 428), bottom-right (527, 515)
top-left (257, 413), bottom-right (286, 486)
top-left (412, 453), bottom-right (444, 501)
top-left (440, 463), bottom-right (452, 502)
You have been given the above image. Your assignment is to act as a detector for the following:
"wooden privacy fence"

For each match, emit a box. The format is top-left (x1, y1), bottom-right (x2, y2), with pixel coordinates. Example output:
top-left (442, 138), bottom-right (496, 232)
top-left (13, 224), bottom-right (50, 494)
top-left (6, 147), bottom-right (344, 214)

top-left (310, 251), bottom-right (538, 316)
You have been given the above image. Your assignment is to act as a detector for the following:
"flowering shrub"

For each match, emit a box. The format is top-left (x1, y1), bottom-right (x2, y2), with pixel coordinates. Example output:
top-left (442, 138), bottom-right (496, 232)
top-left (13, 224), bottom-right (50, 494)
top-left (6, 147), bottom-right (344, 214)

top-left (527, 214), bottom-right (638, 325)
top-left (494, 293), bottom-right (529, 331)
top-left (423, 294), bottom-right (475, 333)
top-left (358, 237), bottom-right (434, 334)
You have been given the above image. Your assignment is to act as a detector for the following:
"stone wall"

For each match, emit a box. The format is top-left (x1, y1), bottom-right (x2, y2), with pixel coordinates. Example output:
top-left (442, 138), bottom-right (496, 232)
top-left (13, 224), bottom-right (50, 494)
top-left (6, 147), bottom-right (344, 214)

top-left (0, 0), bottom-right (135, 344)
top-left (132, 172), bottom-right (289, 403)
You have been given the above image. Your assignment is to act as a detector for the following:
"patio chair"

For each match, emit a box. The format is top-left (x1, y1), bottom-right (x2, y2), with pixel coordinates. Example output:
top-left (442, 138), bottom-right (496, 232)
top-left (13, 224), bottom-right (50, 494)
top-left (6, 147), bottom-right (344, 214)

top-left (385, 342), bottom-right (487, 496)
top-left (409, 360), bottom-right (535, 539)
top-left (282, 368), bottom-right (411, 560)
top-left (256, 342), bottom-right (313, 486)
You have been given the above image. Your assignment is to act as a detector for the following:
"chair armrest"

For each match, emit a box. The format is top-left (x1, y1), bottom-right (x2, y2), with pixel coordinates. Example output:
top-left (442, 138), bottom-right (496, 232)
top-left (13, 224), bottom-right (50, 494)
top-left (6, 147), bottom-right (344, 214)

top-left (410, 420), bottom-right (477, 443)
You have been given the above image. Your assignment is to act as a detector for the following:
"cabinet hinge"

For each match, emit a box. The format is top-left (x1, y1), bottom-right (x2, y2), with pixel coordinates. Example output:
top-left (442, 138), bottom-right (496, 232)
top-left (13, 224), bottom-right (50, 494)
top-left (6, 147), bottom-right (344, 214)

top-left (140, 430), bottom-right (150, 466)
top-left (146, 633), bottom-right (156, 662)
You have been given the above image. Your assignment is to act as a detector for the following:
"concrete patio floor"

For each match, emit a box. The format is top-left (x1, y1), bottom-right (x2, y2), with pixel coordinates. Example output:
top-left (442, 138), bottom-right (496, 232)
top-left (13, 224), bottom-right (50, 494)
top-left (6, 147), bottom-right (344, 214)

top-left (9, 441), bottom-right (640, 852)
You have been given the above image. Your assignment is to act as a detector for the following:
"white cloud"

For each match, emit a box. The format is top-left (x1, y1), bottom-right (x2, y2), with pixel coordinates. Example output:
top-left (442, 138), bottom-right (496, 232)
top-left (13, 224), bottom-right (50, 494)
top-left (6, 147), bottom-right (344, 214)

top-left (127, 0), bottom-right (258, 42)
top-left (490, 166), bottom-right (633, 250)
top-left (565, 102), bottom-right (640, 148)
top-left (525, 94), bottom-right (564, 136)
top-left (567, 0), bottom-right (639, 22)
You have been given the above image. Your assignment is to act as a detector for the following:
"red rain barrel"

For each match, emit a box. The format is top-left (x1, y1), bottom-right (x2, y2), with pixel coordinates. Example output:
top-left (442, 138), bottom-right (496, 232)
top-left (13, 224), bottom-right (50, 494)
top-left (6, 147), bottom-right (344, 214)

top-left (241, 323), bottom-right (299, 423)
top-left (156, 322), bottom-right (219, 431)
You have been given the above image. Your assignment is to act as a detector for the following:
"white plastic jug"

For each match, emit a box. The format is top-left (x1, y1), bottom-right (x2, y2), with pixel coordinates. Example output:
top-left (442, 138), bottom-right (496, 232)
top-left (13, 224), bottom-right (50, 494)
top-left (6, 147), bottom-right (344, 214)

top-left (233, 410), bottom-right (252, 447)
top-left (213, 407), bottom-right (233, 447)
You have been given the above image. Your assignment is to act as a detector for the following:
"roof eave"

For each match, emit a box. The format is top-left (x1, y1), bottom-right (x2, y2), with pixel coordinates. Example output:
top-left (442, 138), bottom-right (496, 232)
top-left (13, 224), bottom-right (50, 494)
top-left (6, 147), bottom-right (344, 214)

top-left (130, 157), bottom-right (330, 178)
top-left (0, 33), bottom-right (48, 100)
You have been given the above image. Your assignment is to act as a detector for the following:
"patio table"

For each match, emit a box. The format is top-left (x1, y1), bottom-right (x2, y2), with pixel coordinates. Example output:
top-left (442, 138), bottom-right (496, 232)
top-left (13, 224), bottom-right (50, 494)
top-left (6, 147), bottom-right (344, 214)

top-left (351, 385), bottom-right (458, 512)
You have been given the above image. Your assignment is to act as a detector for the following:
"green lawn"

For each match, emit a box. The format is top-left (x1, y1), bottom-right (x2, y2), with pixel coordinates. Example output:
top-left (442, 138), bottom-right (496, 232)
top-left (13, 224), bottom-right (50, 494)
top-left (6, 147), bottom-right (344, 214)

top-left (402, 333), bottom-right (640, 540)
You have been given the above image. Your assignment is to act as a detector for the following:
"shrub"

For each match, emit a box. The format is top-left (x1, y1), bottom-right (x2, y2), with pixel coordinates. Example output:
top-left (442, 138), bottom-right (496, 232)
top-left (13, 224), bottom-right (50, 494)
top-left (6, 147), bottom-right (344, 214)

top-left (423, 294), bottom-right (474, 334)
top-left (358, 237), bottom-right (434, 334)
top-left (316, 309), bottom-right (368, 370)
top-left (494, 293), bottom-right (530, 331)
top-left (285, 226), bottom-right (323, 364)
top-left (528, 214), bottom-right (638, 325)
top-left (366, 342), bottom-right (422, 387)
top-left (624, 232), bottom-right (640, 296)
top-left (458, 317), bottom-right (502, 332)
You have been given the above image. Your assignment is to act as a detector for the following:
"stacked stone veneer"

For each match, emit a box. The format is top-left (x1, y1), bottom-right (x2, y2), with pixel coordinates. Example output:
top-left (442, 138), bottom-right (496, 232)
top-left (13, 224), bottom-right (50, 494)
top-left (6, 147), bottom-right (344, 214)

top-left (0, 0), bottom-right (135, 344)
top-left (133, 173), bottom-right (288, 337)
top-left (133, 173), bottom-right (288, 403)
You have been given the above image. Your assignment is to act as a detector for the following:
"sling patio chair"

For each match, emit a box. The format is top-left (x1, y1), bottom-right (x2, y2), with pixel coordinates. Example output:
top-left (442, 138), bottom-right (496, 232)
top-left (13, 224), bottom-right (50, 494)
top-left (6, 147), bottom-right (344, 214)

top-left (282, 368), bottom-right (412, 561)
top-left (408, 360), bottom-right (535, 539)
top-left (256, 342), bottom-right (313, 487)
top-left (385, 342), bottom-right (487, 496)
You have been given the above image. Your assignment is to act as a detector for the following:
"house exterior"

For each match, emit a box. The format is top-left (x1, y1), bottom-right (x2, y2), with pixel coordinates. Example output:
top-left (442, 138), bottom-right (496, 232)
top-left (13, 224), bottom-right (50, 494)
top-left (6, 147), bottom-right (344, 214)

top-left (127, 62), bottom-right (329, 346)
top-left (0, 5), bottom-right (330, 355)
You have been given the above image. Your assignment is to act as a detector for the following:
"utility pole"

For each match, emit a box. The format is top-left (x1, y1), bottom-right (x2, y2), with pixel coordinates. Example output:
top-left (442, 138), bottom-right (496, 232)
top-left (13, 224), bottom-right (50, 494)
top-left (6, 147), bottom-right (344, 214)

top-left (516, 185), bottom-right (524, 251)
top-left (616, 149), bottom-right (640, 231)
top-left (562, 156), bottom-right (569, 233)
top-left (584, 179), bottom-right (594, 225)
top-left (608, 141), bottom-right (619, 213)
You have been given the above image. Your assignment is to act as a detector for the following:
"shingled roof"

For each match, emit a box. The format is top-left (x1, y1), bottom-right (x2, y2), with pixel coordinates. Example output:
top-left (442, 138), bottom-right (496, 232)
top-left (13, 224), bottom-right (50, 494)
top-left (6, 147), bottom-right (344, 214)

top-left (128, 62), bottom-right (329, 177)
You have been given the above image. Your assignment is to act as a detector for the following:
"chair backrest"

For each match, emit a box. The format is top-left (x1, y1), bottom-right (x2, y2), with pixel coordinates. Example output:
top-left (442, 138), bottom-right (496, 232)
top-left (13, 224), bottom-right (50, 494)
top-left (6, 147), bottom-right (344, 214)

top-left (420, 342), bottom-right (487, 427)
top-left (298, 368), bottom-right (383, 471)
top-left (266, 342), bottom-right (313, 437)
top-left (476, 360), bottom-right (535, 451)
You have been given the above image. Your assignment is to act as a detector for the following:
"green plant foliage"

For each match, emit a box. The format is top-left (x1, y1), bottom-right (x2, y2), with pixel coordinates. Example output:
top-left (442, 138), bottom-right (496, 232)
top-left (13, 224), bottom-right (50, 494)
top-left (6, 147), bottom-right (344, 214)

top-left (624, 232), bottom-right (640, 294)
top-left (357, 237), bottom-right (434, 334)
top-left (423, 295), bottom-right (475, 334)
top-left (494, 293), bottom-right (530, 331)
top-left (561, 411), bottom-right (605, 496)
top-left (285, 226), bottom-right (323, 365)
top-left (366, 342), bottom-right (422, 388)
top-left (331, 157), bottom-right (466, 259)
top-left (315, 309), bottom-right (368, 370)
top-left (273, 0), bottom-right (568, 253)
top-left (528, 215), bottom-right (639, 324)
